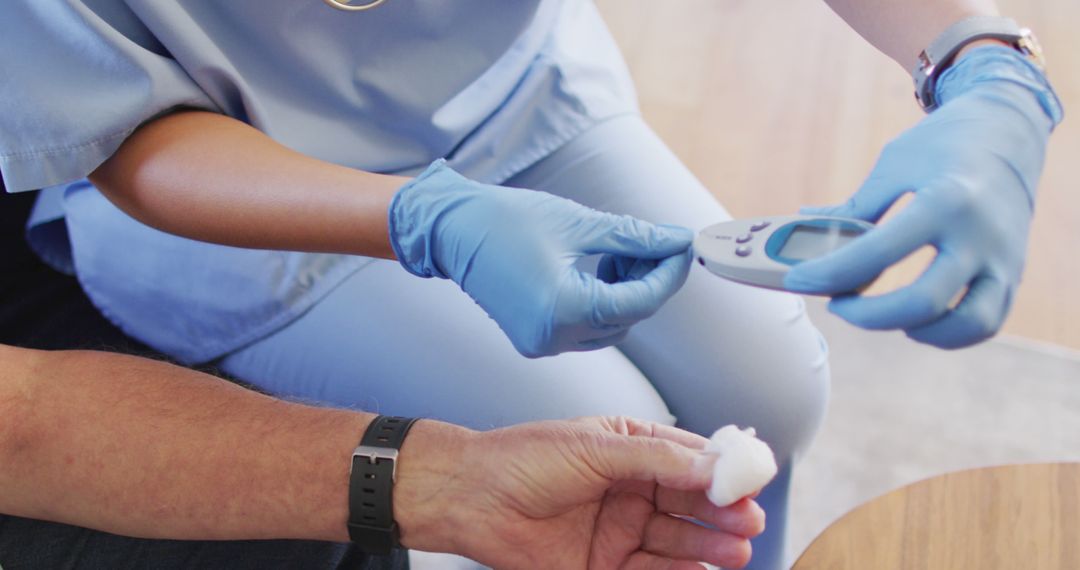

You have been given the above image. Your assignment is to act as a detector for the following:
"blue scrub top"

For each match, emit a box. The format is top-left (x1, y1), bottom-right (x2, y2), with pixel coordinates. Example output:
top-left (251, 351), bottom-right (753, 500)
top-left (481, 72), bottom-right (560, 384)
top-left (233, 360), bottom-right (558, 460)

top-left (0, 0), bottom-right (638, 363)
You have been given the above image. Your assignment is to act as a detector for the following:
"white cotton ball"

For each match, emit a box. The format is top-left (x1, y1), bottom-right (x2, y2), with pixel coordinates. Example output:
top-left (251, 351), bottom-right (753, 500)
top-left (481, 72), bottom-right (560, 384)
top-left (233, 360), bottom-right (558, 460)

top-left (705, 425), bottom-right (778, 507)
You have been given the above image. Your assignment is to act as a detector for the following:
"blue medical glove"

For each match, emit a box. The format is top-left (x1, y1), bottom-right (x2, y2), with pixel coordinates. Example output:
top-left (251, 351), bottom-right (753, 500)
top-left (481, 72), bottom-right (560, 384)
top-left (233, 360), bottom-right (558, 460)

top-left (784, 46), bottom-right (1063, 349)
top-left (389, 160), bottom-right (693, 357)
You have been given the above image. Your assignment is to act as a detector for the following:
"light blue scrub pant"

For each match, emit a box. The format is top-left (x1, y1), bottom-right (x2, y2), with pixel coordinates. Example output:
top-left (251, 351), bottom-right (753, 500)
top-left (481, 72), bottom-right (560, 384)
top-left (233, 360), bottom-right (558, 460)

top-left (218, 115), bottom-right (830, 570)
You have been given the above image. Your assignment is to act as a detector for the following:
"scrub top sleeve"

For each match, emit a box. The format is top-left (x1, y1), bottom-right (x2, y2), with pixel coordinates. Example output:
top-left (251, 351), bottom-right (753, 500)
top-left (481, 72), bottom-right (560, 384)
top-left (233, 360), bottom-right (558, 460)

top-left (0, 1), bottom-right (219, 194)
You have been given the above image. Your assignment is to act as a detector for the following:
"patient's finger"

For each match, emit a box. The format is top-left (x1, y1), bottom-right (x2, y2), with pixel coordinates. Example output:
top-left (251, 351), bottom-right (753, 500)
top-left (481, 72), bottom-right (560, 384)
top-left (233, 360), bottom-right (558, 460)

top-left (656, 490), bottom-right (765, 539)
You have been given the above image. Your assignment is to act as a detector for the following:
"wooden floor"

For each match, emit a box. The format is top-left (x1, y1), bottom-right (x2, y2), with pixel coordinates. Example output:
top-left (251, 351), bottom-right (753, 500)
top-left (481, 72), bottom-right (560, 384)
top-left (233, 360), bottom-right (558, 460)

top-left (595, 0), bottom-right (1080, 350)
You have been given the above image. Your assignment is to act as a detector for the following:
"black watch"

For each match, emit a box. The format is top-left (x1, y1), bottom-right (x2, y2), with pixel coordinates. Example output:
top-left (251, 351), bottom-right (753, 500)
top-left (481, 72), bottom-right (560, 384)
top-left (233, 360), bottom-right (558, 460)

top-left (348, 415), bottom-right (419, 554)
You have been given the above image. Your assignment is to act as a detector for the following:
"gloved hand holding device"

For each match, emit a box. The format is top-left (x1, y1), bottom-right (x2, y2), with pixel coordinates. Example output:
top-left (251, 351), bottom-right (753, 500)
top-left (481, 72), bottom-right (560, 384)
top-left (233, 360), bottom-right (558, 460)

top-left (389, 160), bottom-right (693, 357)
top-left (785, 45), bottom-right (1064, 349)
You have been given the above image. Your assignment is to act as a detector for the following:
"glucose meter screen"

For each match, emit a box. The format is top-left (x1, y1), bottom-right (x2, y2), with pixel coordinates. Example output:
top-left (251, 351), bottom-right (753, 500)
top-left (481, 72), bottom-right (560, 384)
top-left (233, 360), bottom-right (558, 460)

top-left (779, 225), bottom-right (862, 261)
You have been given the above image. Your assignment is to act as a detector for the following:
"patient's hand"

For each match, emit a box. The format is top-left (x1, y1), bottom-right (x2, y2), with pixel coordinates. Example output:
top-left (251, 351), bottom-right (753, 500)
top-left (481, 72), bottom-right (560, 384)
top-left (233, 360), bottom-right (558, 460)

top-left (396, 416), bottom-right (765, 569)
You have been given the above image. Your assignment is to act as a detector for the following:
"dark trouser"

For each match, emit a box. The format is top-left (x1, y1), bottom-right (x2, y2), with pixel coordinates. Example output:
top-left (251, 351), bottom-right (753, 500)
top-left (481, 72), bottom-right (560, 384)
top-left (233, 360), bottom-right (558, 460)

top-left (0, 190), bottom-right (408, 570)
top-left (0, 515), bottom-right (407, 570)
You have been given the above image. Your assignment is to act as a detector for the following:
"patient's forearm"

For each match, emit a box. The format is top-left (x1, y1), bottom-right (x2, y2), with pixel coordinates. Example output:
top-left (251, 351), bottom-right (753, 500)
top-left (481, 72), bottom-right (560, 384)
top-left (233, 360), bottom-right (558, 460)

top-left (0, 345), bottom-right (466, 543)
top-left (88, 110), bottom-right (410, 259)
top-left (824, 0), bottom-right (1000, 67)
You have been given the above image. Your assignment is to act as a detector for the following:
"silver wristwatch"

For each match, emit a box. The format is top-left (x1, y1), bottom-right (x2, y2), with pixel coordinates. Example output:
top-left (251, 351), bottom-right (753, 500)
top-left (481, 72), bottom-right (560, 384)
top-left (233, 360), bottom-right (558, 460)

top-left (912, 16), bottom-right (1047, 112)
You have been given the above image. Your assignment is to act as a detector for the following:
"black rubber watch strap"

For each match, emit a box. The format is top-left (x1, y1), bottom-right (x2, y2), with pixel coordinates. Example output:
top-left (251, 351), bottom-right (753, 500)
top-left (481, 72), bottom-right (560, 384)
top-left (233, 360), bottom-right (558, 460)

top-left (348, 416), bottom-right (419, 553)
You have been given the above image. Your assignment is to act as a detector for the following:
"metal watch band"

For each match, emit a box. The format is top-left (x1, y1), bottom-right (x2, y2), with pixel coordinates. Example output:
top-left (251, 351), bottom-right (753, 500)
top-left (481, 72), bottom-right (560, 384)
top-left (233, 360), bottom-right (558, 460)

top-left (348, 415), bottom-right (419, 554)
top-left (912, 16), bottom-right (1035, 112)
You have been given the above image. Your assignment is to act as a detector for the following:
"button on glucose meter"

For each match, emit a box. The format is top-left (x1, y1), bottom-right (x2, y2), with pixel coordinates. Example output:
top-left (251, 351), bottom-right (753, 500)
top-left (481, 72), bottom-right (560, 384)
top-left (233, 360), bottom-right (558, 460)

top-left (695, 215), bottom-right (874, 292)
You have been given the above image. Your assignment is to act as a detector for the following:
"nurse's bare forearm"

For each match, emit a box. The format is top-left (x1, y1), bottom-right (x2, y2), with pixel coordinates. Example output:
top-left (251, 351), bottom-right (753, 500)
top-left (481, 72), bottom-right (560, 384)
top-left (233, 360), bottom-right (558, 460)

top-left (823, 0), bottom-right (1001, 67)
top-left (0, 344), bottom-right (469, 543)
top-left (89, 110), bottom-right (409, 258)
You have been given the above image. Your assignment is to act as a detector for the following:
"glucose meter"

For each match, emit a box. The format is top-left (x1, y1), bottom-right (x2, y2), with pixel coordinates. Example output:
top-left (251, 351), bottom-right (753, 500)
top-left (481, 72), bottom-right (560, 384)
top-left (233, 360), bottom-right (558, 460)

top-left (694, 215), bottom-right (874, 292)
